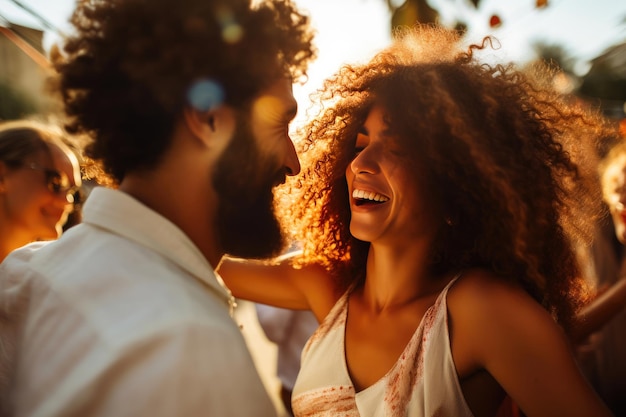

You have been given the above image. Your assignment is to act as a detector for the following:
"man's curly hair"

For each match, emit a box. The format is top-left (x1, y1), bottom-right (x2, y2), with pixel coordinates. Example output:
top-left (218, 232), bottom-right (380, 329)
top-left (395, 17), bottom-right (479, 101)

top-left (280, 25), bottom-right (619, 331)
top-left (52, 0), bottom-right (316, 183)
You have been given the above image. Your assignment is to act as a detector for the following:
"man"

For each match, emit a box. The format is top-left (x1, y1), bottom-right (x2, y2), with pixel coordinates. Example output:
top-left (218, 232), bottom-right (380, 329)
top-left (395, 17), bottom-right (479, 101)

top-left (0, 0), bottom-right (315, 415)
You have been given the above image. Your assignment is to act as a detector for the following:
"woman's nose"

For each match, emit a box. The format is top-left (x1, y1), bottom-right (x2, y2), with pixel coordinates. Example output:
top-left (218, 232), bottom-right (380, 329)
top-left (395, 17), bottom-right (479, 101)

top-left (51, 188), bottom-right (75, 206)
top-left (350, 148), bottom-right (377, 175)
top-left (65, 191), bottom-right (76, 205)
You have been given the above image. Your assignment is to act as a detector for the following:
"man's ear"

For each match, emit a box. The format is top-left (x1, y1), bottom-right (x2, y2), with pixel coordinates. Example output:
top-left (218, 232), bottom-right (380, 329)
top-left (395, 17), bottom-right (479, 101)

top-left (183, 106), bottom-right (235, 148)
top-left (0, 161), bottom-right (8, 193)
top-left (183, 107), bottom-right (215, 143)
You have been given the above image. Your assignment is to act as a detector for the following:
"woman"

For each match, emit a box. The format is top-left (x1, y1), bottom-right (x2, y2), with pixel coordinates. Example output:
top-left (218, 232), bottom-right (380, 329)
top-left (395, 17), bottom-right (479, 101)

top-left (0, 119), bottom-right (81, 261)
top-left (218, 26), bottom-right (615, 416)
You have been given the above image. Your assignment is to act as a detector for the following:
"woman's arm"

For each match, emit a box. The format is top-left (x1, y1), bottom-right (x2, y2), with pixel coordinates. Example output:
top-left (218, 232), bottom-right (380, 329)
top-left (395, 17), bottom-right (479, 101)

top-left (217, 253), bottom-right (338, 322)
top-left (572, 253), bottom-right (626, 343)
top-left (449, 272), bottom-right (613, 417)
top-left (572, 277), bottom-right (626, 343)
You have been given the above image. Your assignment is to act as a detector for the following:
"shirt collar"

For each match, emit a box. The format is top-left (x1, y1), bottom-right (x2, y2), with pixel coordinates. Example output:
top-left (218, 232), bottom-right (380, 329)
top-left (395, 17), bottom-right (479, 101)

top-left (81, 187), bottom-right (236, 314)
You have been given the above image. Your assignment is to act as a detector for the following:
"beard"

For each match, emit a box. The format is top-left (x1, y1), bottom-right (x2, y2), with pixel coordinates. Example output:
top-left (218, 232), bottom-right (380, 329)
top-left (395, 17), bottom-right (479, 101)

top-left (212, 110), bottom-right (288, 259)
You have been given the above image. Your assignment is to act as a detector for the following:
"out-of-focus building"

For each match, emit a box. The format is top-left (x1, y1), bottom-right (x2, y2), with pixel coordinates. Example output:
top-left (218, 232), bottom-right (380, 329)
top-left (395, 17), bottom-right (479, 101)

top-left (0, 21), bottom-right (58, 119)
top-left (579, 42), bottom-right (626, 122)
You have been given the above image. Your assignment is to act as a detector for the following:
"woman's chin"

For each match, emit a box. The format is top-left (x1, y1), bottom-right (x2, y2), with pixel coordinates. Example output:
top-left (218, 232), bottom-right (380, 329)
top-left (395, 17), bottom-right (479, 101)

top-left (615, 227), bottom-right (626, 245)
top-left (35, 227), bottom-right (62, 242)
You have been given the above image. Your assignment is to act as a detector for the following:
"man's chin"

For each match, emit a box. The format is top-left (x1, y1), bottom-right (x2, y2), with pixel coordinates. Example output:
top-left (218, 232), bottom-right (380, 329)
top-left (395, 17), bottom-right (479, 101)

top-left (219, 207), bottom-right (286, 259)
top-left (34, 229), bottom-right (61, 242)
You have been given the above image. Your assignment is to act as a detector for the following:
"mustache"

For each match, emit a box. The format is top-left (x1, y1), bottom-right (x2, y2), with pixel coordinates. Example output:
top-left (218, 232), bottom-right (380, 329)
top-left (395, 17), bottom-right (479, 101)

top-left (272, 167), bottom-right (290, 187)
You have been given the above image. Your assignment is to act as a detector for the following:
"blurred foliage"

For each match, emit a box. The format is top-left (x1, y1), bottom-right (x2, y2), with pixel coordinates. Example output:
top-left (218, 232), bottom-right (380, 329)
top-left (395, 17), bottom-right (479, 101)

top-left (387, 0), bottom-right (483, 32)
top-left (388, 0), bottom-right (439, 30)
top-left (385, 1), bottom-right (626, 109)
top-left (0, 80), bottom-right (38, 120)
top-left (387, 0), bottom-right (550, 30)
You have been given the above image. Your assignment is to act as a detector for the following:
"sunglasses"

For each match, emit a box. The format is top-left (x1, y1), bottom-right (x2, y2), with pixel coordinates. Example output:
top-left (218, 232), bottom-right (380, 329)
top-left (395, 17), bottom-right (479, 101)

top-left (24, 162), bottom-right (81, 202)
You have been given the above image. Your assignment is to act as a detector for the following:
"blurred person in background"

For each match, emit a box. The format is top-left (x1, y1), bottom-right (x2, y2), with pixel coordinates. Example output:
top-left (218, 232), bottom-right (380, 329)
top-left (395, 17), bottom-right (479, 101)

top-left (255, 303), bottom-right (317, 416)
top-left (0, 119), bottom-right (81, 261)
top-left (0, 0), bottom-right (315, 416)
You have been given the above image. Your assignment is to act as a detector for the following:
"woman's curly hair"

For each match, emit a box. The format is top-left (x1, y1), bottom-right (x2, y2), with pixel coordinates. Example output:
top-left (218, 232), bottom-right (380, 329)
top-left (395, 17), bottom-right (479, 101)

top-left (51, 0), bottom-right (316, 184)
top-left (280, 25), bottom-right (619, 331)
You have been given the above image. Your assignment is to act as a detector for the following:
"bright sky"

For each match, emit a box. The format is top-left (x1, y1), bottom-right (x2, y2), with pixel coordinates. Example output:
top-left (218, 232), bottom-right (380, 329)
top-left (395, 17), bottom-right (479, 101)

top-left (1, 0), bottom-right (625, 125)
top-left (431, 0), bottom-right (626, 74)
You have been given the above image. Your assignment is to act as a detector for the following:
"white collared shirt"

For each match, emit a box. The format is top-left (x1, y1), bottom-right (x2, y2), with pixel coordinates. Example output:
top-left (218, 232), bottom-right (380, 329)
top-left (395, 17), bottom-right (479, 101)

top-left (0, 187), bottom-right (276, 417)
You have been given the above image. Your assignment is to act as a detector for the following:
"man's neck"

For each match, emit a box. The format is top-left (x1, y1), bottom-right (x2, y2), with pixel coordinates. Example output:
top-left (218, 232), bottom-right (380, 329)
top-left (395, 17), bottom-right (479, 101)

top-left (119, 170), bottom-right (223, 268)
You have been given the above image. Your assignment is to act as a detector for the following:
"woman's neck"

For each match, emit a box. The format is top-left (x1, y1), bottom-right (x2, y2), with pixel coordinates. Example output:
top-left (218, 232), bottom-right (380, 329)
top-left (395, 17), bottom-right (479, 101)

top-left (361, 242), bottom-right (444, 311)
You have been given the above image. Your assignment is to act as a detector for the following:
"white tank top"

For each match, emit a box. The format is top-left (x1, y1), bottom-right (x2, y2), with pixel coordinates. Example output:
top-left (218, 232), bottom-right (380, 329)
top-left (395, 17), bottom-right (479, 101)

top-left (292, 276), bottom-right (474, 416)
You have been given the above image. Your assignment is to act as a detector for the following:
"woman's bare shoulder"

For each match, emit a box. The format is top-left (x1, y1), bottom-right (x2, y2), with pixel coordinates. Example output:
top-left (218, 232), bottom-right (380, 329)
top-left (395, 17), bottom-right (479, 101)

top-left (447, 271), bottom-right (613, 417)
top-left (448, 268), bottom-right (537, 315)
top-left (447, 269), bottom-right (564, 372)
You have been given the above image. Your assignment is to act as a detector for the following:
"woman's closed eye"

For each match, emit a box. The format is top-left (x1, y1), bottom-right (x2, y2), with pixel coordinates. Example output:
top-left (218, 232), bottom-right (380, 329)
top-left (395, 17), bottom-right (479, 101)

top-left (353, 146), bottom-right (365, 157)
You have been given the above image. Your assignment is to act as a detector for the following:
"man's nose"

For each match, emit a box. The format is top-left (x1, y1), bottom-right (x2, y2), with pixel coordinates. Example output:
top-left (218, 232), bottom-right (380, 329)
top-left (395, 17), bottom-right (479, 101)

top-left (284, 137), bottom-right (300, 176)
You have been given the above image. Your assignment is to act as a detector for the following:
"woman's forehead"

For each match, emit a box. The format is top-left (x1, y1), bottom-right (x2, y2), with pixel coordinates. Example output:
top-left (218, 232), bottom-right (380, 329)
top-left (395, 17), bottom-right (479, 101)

top-left (604, 156), bottom-right (626, 184)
